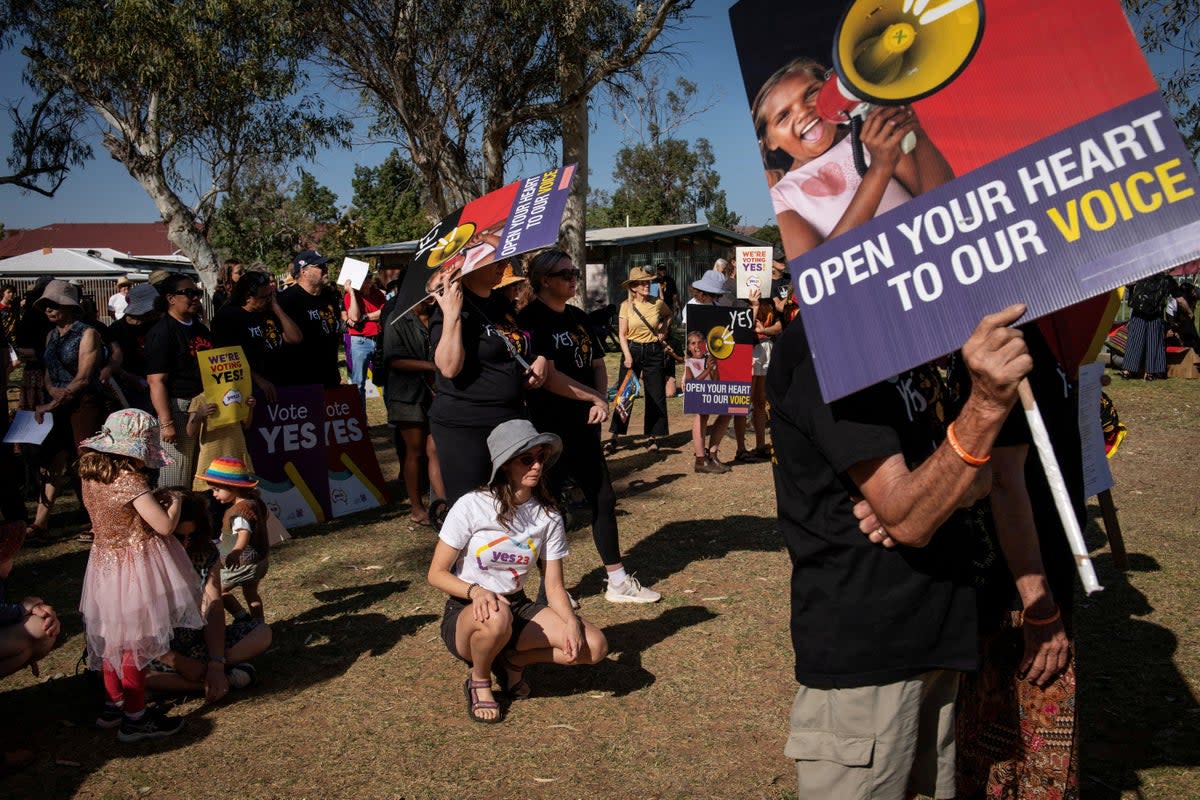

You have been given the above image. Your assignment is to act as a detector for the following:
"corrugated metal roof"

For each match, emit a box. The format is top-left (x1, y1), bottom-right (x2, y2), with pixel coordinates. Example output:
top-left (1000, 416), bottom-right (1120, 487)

top-left (0, 248), bottom-right (143, 277)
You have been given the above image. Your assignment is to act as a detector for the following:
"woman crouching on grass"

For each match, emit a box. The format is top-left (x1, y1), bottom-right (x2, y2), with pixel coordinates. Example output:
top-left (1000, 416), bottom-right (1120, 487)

top-left (427, 419), bottom-right (608, 723)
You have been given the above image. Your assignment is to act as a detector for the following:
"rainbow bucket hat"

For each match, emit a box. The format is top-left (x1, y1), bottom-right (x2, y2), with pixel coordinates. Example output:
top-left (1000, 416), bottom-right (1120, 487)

top-left (197, 456), bottom-right (258, 488)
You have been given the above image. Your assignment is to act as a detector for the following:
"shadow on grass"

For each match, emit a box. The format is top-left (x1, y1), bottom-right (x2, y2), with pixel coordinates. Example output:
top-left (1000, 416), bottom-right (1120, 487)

top-left (263, 580), bottom-right (438, 695)
top-left (532, 605), bottom-right (719, 699)
top-left (571, 514), bottom-right (780, 600)
top-left (1076, 552), bottom-right (1200, 798)
top-left (1, 670), bottom-right (216, 800)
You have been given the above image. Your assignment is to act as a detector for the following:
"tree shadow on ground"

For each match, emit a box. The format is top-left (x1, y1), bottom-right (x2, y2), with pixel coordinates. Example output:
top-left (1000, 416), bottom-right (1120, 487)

top-left (263, 580), bottom-right (437, 696)
top-left (1, 670), bottom-right (216, 800)
top-left (1075, 552), bottom-right (1200, 798)
top-left (531, 605), bottom-right (718, 699)
top-left (570, 514), bottom-right (781, 600)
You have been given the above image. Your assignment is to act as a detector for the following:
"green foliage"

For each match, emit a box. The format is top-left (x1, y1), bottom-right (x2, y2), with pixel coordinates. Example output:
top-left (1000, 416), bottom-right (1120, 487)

top-left (348, 149), bottom-right (429, 245)
top-left (750, 223), bottom-right (781, 251)
top-left (704, 192), bottom-right (741, 230)
top-left (609, 136), bottom-right (724, 226)
top-left (1124, 0), bottom-right (1200, 157)
top-left (209, 164), bottom-right (343, 271)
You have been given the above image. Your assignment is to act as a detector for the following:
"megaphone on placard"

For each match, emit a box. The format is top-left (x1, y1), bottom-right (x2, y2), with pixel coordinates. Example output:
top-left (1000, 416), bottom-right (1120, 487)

top-left (815, 0), bottom-right (985, 174)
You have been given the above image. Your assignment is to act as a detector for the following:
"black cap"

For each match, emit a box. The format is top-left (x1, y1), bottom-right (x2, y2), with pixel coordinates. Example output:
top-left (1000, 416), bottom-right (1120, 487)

top-left (290, 250), bottom-right (331, 277)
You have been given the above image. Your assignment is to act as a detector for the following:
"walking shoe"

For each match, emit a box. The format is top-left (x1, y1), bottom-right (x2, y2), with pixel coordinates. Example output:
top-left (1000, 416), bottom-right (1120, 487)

top-left (226, 663), bottom-right (257, 689)
top-left (694, 456), bottom-right (725, 474)
top-left (117, 710), bottom-right (185, 743)
top-left (95, 702), bottom-right (124, 729)
top-left (705, 453), bottom-right (733, 473)
top-left (605, 575), bottom-right (661, 604)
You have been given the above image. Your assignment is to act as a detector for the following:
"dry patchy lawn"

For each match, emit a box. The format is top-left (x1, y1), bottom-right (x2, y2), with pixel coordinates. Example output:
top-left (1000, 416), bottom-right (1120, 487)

top-left (1, 369), bottom-right (1197, 799)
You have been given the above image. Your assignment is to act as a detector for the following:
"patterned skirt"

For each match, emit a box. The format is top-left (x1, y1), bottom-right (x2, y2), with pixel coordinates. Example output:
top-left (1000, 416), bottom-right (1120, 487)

top-left (957, 611), bottom-right (1080, 800)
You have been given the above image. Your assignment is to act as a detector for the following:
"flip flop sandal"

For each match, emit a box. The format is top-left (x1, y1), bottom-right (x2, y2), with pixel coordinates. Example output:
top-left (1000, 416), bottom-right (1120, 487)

top-left (601, 440), bottom-right (617, 456)
top-left (464, 677), bottom-right (503, 724)
top-left (495, 653), bottom-right (532, 701)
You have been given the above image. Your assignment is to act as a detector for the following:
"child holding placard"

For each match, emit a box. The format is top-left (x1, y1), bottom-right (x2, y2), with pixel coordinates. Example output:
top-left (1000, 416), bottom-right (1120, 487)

top-left (187, 392), bottom-right (256, 492)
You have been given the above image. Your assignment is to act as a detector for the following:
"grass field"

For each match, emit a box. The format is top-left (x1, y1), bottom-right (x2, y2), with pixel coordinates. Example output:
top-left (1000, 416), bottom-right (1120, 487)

top-left (1, 364), bottom-right (1197, 799)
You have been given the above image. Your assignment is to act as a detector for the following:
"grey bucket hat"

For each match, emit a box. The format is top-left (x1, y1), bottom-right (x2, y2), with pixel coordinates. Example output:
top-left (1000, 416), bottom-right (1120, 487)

top-left (691, 270), bottom-right (728, 296)
top-left (487, 419), bottom-right (562, 483)
top-left (125, 283), bottom-right (161, 316)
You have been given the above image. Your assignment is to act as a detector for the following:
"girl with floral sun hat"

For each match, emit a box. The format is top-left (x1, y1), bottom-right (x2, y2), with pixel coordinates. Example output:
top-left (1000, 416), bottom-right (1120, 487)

top-left (77, 408), bottom-right (201, 742)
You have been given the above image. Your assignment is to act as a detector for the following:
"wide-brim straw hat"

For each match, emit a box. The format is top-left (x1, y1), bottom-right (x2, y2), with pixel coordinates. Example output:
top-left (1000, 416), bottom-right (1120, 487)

top-left (622, 266), bottom-right (656, 287)
top-left (494, 262), bottom-right (527, 290)
top-left (78, 409), bottom-right (173, 468)
top-left (197, 456), bottom-right (259, 488)
top-left (487, 420), bottom-right (562, 483)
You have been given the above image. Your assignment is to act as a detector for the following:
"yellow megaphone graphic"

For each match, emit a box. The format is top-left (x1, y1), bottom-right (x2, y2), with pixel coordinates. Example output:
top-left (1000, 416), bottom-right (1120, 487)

top-left (706, 326), bottom-right (736, 360)
top-left (816, 0), bottom-right (985, 172)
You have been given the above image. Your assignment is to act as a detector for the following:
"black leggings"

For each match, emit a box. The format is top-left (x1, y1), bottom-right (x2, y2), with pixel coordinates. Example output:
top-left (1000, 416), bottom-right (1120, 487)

top-left (609, 341), bottom-right (668, 437)
top-left (430, 418), bottom-right (516, 506)
top-left (545, 420), bottom-right (621, 566)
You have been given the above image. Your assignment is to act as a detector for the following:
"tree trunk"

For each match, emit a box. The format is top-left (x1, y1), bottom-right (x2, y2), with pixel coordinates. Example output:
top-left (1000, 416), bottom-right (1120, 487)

top-left (557, 2), bottom-right (589, 309)
top-left (482, 125), bottom-right (507, 194)
top-left (104, 134), bottom-right (221, 292)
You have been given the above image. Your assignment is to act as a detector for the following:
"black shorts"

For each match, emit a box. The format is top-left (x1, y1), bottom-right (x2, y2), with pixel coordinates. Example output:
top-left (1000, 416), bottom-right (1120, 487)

top-left (440, 591), bottom-right (546, 664)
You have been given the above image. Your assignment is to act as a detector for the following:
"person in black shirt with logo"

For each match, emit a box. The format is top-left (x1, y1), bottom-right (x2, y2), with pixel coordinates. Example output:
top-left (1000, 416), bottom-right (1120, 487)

top-left (518, 250), bottom-right (660, 604)
top-left (213, 270), bottom-right (302, 401)
top-left (768, 304), bottom-right (1031, 799)
top-left (429, 261), bottom-right (547, 505)
top-left (276, 250), bottom-right (343, 389)
top-left (145, 273), bottom-right (213, 487)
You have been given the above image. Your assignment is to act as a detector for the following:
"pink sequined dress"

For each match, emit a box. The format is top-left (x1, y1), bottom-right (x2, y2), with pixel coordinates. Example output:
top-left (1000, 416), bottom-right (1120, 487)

top-left (79, 471), bottom-right (203, 671)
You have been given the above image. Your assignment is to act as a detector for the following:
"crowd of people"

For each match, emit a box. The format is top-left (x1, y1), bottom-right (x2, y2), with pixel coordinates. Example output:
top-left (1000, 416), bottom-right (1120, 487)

top-left (1, 235), bottom-right (1192, 798)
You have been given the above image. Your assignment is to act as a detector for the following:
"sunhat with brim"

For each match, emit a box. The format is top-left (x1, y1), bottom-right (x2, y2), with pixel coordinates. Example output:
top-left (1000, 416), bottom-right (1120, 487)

top-left (691, 271), bottom-right (727, 296)
top-left (198, 456), bottom-right (259, 488)
top-left (622, 266), bottom-right (656, 288)
top-left (116, 277), bottom-right (133, 288)
top-left (125, 283), bottom-right (161, 316)
top-left (494, 263), bottom-right (527, 290)
top-left (35, 279), bottom-right (80, 308)
top-left (78, 409), bottom-right (173, 468)
top-left (487, 419), bottom-right (562, 483)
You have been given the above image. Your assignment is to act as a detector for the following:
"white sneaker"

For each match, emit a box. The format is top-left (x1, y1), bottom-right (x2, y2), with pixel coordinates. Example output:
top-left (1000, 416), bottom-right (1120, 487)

top-left (605, 575), bottom-right (661, 604)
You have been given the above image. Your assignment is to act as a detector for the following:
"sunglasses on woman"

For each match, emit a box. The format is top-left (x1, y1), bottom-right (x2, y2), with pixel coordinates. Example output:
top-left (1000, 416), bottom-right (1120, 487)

top-left (171, 288), bottom-right (204, 299)
top-left (515, 449), bottom-right (549, 467)
top-left (548, 269), bottom-right (581, 281)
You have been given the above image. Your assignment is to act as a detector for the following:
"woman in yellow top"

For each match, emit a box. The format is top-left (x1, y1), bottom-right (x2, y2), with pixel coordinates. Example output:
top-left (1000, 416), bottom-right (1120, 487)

top-left (606, 266), bottom-right (671, 453)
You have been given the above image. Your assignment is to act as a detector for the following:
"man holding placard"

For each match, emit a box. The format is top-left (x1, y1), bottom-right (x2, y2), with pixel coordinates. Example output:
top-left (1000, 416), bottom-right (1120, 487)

top-left (768, 304), bottom-right (1031, 799)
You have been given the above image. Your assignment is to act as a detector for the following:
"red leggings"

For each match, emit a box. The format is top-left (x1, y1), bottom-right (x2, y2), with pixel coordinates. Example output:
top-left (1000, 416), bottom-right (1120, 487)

top-left (101, 652), bottom-right (146, 714)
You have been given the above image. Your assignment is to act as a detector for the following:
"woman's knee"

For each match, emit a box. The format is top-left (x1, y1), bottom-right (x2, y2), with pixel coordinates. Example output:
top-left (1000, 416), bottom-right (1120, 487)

top-left (583, 624), bottom-right (609, 664)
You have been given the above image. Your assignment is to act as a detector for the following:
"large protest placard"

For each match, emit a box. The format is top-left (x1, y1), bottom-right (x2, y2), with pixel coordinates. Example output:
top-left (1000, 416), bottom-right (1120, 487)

top-left (682, 304), bottom-right (755, 415)
top-left (395, 165), bottom-right (577, 315)
top-left (323, 386), bottom-right (390, 517)
top-left (197, 346), bottom-right (254, 429)
top-left (246, 385), bottom-right (330, 528)
top-left (730, 0), bottom-right (1200, 401)
top-left (735, 246), bottom-right (773, 299)
top-left (245, 386), bottom-right (391, 529)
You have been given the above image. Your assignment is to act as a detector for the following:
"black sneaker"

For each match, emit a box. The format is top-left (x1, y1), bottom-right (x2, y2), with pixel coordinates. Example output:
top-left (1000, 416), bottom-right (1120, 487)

top-left (117, 710), bottom-right (185, 742)
top-left (95, 702), bottom-right (124, 729)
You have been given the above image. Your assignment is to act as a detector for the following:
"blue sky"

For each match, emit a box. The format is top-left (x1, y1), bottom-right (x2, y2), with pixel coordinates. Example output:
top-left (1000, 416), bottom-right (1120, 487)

top-left (0, 0), bottom-right (1185, 235)
top-left (0, 0), bottom-right (778, 233)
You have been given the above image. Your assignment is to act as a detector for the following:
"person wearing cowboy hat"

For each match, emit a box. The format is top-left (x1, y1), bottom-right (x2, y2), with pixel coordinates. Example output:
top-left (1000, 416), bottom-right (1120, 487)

top-left (108, 277), bottom-right (134, 321)
top-left (427, 419), bottom-right (609, 723)
top-left (605, 265), bottom-right (672, 454)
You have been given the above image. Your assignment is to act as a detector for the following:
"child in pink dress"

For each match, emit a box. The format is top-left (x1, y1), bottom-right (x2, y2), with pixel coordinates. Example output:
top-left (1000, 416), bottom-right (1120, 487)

top-left (78, 409), bottom-right (202, 742)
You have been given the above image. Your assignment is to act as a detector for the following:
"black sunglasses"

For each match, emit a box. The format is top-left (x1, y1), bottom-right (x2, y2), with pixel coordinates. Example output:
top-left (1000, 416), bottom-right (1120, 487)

top-left (548, 269), bottom-right (581, 281)
top-left (172, 288), bottom-right (203, 299)
top-left (515, 449), bottom-right (549, 467)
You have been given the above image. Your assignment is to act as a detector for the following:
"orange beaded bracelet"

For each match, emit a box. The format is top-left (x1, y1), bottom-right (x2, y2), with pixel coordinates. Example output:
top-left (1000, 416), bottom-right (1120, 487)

top-left (945, 421), bottom-right (990, 467)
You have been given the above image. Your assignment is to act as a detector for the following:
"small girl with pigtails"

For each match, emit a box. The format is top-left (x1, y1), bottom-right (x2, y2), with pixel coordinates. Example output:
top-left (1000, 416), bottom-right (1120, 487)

top-left (77, 409), bottom-right (201, 741)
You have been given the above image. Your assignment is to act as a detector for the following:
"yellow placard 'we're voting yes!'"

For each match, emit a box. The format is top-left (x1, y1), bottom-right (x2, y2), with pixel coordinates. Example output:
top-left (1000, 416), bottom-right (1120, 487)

top-left (197, 346), bottom-right (253, 429)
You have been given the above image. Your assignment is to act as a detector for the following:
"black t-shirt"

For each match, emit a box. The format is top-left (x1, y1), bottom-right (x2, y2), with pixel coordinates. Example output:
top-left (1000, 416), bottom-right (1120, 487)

top-left (429, 289), bottom-right (531, 428)
top-left (767, 318), bottom-right (977, 688)
top-left (109, 317), bottom-right (153, 377)
top-left (517, 299), bottom-right (603, 429)
top-left (144, 315), bottom-right (213, 400)
top-left (946, 324), bottom-right (1083, 627)
top-left (212, 305), bottom-right (288, 386)
top-left (276, 284), bottom-right (342, 388)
